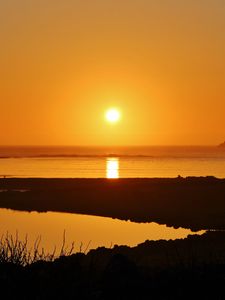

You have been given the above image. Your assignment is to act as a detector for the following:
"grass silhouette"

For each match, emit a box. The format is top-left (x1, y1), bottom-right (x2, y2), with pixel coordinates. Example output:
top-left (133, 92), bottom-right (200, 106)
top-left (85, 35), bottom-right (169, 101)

top-left (1, 231), bottom-right (225, 298)
top-left (0, 231), bottom-right (76, 266)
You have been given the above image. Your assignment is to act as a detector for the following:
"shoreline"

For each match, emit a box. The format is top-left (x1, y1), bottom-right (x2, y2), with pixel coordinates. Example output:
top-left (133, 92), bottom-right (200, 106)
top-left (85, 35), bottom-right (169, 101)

top-left (1, 177), bottom-right (225, 231)
top-left (2, 230), bottom-right (225, 298)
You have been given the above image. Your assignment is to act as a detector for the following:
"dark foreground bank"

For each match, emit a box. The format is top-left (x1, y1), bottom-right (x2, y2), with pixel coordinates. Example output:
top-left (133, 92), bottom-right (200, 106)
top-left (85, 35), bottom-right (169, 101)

top-left (1, 231), bottom-right (225, 299)
top-left (1, 177), bottom-right (225, 231)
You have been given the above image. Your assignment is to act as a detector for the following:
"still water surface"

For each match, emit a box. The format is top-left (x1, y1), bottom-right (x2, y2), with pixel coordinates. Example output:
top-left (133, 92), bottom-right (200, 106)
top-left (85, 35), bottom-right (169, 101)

top-left (0, 146), bottom-right (219, 250)
top-left (0, 209), bottom-right (204, 253)
top-left (1, 146), bottom-right (225, 178)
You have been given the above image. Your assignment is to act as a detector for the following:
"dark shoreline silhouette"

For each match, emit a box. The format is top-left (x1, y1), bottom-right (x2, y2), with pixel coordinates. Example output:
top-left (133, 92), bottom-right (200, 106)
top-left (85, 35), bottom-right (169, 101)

top-left (2, 178), bottom-right (225, 298)
top-left (1, 177), bottom-right (225, 231)
top-left (2, 231), bottom-right (225, 299)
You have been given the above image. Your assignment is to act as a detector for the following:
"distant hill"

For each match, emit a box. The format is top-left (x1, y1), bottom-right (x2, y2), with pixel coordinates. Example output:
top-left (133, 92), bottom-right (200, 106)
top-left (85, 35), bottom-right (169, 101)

top-left (218, 142), bottom-right (225, 148)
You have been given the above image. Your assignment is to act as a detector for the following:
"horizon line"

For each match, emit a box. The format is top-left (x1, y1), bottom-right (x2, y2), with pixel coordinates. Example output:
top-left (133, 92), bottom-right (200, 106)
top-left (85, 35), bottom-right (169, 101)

top-left (0, 144), bottom-right (220, 147)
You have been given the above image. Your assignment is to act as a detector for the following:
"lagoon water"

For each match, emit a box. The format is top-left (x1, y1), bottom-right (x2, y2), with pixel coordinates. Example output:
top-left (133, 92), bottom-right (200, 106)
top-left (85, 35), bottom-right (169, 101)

top-left (0, 209), bottom-right (204, 253)
top-left (0, 146), bottom-right (222, 251)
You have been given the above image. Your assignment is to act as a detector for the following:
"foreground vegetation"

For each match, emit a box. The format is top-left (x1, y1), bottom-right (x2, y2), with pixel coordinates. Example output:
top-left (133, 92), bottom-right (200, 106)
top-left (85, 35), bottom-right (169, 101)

top-left (1, 231), bottom-right (225, 299)
top-left (0, 232), bottom-right (75, 266)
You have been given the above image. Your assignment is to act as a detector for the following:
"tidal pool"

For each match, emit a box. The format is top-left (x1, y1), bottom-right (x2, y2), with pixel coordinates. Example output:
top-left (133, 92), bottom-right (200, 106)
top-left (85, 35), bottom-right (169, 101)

top-left (0, 208), bottom-right (204, 254)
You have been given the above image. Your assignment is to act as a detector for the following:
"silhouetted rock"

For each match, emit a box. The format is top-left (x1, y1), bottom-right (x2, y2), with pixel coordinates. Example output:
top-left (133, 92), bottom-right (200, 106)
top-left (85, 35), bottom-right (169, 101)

top-left (218, 141), bottom-right (225, 148)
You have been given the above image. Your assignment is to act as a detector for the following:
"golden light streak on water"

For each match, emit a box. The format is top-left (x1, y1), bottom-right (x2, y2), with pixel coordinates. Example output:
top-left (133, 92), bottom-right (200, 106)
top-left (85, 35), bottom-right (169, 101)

top-left (106, 158), bottom-right (119, 179)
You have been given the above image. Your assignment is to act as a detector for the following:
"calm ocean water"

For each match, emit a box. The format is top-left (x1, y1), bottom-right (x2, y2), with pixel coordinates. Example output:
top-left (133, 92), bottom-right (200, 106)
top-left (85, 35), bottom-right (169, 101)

top-left (0, 146), bottom-right (225, 178)
top-left (1, 146), bottom-right (211, 249)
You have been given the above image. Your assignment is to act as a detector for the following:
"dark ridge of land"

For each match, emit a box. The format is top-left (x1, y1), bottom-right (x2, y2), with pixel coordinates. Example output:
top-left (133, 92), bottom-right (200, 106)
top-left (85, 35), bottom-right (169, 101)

top-left (2, 231), bottom-right (225, 299)
top-left (1, 177), bottom-right (225, 231)
top-left (218, 141), bottom-right (225, 148)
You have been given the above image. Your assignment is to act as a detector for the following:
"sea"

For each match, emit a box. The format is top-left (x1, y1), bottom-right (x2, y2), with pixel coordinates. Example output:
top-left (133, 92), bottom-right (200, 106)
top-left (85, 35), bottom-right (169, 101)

top-left (0, 145), bottom-right (225, 178)
top-left (0, 145), bottom-right (223, 252)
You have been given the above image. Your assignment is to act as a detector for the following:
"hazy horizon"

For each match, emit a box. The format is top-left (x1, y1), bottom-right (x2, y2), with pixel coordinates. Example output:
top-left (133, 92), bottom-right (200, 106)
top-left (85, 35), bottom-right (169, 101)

top-left (0, 143), bottom-right (222, 147)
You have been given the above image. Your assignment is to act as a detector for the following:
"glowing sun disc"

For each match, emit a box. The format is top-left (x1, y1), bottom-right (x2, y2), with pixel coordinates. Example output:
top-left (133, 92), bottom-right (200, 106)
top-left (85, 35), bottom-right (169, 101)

top-left (105, 108), bottom-right (121, 123)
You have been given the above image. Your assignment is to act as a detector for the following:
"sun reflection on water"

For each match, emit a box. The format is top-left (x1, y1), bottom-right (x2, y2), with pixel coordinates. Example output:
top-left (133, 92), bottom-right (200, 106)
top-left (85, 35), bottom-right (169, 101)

top-left (106, 158), bottom-right (119, 179)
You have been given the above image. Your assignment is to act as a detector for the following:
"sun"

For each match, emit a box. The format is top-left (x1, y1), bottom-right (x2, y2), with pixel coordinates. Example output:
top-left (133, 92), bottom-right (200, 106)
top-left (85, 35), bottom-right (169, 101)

top-left (105, 108), bottom-right (121, 124)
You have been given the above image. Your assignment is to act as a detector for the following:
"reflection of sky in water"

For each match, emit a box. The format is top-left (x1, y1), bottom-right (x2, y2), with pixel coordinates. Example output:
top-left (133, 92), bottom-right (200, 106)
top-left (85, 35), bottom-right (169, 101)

top-left (106, 158), bottom-right (119, 179)
top-left (0, 209), bottom-right (204, 253)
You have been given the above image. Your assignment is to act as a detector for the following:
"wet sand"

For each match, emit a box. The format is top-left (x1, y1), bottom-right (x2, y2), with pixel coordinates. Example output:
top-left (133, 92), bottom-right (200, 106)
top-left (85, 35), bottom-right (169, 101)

top-left (1, 177), bottom-right (225, 231)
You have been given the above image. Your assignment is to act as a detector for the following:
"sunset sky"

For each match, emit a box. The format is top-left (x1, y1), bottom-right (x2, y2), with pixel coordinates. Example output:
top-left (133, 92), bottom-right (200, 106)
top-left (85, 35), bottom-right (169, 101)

top-left (1, 0), bottom-right (225, 146)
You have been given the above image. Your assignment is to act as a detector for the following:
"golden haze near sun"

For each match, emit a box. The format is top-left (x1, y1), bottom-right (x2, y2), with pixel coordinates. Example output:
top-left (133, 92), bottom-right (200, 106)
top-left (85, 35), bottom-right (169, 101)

top-left (0, 1), bottom-right (225, 145)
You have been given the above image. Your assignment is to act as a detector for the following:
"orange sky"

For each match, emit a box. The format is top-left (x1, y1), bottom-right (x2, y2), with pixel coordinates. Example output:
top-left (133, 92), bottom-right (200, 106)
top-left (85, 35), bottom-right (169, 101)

top-left (1, 0), bottom-right (225, 146)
